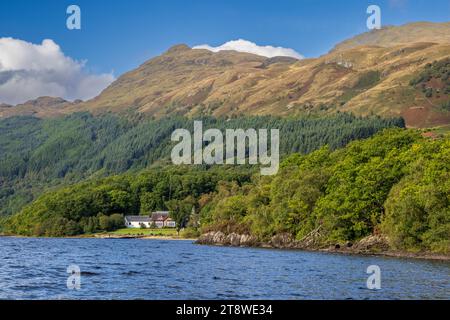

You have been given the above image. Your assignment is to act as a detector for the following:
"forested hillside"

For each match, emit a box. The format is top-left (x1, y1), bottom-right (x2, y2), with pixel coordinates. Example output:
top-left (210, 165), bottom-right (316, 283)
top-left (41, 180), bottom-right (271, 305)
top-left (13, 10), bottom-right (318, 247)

top-left (200, 129), bottom-right (450, 253)
top-left (1, 166), bottom-right (252, 236)
top-left (0, 112), bottom-right (403, 215)
top-left (2, 128), bottom-right (449, 254)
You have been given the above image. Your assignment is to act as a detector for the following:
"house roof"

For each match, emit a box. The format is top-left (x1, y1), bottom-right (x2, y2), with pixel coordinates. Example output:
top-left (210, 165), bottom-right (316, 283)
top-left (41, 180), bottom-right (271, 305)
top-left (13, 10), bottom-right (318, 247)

top-left (124, 216), bottom-right (151, 223)
top-left (125, 212), bottom-right (171, 223)
top-left (151, 211), bottom-right (170, 221)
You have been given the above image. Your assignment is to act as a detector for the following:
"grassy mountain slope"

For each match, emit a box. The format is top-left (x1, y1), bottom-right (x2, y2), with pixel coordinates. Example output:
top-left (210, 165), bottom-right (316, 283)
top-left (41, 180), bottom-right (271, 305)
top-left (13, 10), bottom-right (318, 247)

top-left (1, 22), bottom-right (449, 128)
top-left (0, 97), bottom-right (78, 119)
top-left (331, 22), bottom-right (450, 52)
top-left (72, 35), bottom-right (450, 128)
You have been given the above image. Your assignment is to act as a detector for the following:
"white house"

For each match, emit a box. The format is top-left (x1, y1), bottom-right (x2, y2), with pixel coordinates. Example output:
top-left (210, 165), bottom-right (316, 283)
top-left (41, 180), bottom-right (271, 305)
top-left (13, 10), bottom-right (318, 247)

top-left (151, 211), bottom-right (176, 228)
top-left (164, 218), bottom-right (176, 228)
top-left (124, 216), bottom-right (152, 228)
top-left (124, 211), bottom-right (176, 229)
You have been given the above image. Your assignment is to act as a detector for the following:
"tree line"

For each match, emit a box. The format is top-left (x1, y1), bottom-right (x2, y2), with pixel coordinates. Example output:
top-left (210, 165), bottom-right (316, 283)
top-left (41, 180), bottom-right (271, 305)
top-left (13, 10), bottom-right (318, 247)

top-left (0, 112), bottom-right (404, 216)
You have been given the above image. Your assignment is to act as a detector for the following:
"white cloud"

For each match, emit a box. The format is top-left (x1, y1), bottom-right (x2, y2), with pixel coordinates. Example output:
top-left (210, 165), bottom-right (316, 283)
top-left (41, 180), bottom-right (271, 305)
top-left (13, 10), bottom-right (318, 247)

top-left (0, 37), bottom-right (115, 105)
top-left (193, 39), bottom-right (303, 60)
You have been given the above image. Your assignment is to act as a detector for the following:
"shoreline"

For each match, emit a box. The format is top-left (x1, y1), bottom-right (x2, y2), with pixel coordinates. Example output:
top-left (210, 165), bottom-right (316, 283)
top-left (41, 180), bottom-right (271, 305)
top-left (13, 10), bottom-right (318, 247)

top-left (2, 233), bottom-right (448, 261)
top-left (94, 234), bottom-right (197, 241)
top-left (196, 232), bottom-right (450, 262)
top-left (0, 233), bottom-right (195, 241)
top-left (196, 241), bottom-right (450, 262)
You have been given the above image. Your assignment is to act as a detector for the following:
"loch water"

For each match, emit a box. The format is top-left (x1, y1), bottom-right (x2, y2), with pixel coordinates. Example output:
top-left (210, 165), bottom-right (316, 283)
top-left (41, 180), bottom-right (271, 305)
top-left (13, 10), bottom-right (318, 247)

top-left (0, 237), bottom-right (448, 300)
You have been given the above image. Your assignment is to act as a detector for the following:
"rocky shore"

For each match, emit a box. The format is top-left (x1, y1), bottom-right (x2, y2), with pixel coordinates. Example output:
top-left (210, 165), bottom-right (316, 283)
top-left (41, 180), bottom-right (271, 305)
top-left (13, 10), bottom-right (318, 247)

top-left (196, 231), bottom-right (450, 261)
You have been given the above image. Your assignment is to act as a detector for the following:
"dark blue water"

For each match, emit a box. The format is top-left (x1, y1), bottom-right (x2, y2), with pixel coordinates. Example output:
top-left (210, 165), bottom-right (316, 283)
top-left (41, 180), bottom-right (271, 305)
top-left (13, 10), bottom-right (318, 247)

top-left (0, 237), bottom-right (448, 300)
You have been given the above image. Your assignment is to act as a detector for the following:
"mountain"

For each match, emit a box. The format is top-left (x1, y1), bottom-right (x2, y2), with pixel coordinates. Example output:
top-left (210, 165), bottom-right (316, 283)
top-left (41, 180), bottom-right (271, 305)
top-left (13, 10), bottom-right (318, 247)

top-left (0, 97), bottom-right (79, 119)
top-left (331, 22), bottom-right (450, 52)
top-left (2, 22), bottom-right (450, 128)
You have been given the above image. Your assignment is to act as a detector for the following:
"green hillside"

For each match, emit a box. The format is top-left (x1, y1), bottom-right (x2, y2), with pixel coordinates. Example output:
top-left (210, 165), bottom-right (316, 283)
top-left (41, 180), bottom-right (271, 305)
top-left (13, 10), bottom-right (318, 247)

top-left (0, 112), bottom-right (403, 216)
top-left (2, 128), bottom-right (448, 254)
top-left (200, 129), bottom-right (450, 253)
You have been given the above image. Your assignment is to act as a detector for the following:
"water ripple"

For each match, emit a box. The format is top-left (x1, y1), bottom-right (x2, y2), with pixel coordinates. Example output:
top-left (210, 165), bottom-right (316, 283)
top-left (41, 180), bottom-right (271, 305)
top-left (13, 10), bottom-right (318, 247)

top-left (0, 237), bottom-right (449, 300)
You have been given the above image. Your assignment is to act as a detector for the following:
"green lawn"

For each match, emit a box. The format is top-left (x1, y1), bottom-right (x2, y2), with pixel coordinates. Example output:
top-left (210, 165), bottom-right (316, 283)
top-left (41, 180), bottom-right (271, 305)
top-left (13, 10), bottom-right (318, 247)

top-left (110, 228), bottom-right (178, 237)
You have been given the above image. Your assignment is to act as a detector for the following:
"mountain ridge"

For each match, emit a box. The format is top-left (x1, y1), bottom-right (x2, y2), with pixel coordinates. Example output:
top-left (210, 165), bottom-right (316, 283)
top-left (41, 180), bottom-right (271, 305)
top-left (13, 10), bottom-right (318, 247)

top-left (331, 21), bottom-right (450, 52)
top-left (1, 21), bottom-right (449, 128)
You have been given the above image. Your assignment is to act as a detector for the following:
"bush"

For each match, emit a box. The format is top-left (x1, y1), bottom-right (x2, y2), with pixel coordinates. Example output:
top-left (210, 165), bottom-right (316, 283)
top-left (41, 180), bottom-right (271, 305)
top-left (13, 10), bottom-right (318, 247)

top-left (180, 227), bottom-right (200, 238)
top-left (99, 213), bottom-right (124, 232)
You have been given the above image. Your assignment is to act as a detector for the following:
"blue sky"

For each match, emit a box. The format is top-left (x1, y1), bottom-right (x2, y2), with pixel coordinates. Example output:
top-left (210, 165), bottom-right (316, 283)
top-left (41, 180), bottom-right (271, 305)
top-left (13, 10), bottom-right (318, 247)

top-left (1, 0), bottom-right (448, 76)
